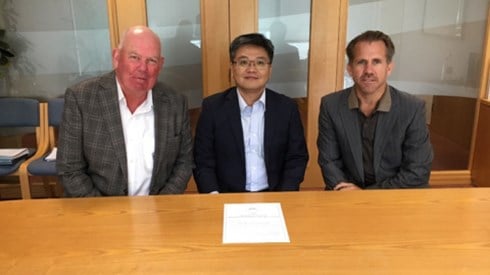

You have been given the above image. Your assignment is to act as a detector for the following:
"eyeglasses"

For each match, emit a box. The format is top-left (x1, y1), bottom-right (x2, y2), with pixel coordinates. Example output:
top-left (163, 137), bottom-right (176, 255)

top-left (232, 59), bottom-right (271, 70)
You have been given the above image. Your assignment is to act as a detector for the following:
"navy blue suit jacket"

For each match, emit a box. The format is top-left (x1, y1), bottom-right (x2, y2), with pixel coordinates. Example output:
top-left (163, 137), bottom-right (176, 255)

top-left (193, 87), bottom-right (309, 193)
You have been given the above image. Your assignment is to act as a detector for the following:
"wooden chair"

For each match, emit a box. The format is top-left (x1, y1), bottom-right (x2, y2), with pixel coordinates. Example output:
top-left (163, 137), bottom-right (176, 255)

top-left (26, 98), bottom-right (64, 197)
top-left (0, 98), bottom-right (48, 199)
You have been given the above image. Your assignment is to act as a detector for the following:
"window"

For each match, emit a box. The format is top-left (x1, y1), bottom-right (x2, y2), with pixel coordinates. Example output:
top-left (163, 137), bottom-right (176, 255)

top-left (1, 0), bottom-right (111, 99)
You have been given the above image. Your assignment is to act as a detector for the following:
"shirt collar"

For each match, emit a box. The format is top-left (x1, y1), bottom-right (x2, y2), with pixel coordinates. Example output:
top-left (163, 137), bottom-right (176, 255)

top-left (116, 78), bottom-right (153, 113)
top-left (237, 88), bottom-right (266, 112)
top-left (348, 85), bottom-right (391, 112)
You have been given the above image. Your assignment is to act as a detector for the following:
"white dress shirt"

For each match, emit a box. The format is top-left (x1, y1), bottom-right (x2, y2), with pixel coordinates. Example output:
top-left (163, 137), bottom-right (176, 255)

top-left (237, 89), bottom-right (268, 192)
top-left (117, 81), bottom-right (155, 196)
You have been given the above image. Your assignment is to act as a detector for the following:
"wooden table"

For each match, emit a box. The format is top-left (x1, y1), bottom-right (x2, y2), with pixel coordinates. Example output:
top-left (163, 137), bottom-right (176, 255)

top-left (1, 188), bottom-right (490, 274)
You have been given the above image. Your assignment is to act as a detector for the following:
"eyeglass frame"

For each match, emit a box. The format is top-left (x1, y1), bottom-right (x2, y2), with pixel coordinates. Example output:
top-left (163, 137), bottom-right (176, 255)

top-left (232, 58), bottom-right (271, 70)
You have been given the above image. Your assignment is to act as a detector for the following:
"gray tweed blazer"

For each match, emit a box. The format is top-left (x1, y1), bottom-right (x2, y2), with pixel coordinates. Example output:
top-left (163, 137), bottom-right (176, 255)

top-left (57, 71), bottom-right (193, 196)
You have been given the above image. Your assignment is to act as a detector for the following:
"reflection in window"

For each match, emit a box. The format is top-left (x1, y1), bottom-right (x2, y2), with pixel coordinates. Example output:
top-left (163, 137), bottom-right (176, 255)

top-left (258, 0), bottom-right (310, 99)
top-left (147, 0), bottom-right (202, 109)
top-left (0, 0), bottom-right (111, 99)
top-left (346, 0), bottom-right (486, 97)
top-left (347, 0), bottom-right (489, 170)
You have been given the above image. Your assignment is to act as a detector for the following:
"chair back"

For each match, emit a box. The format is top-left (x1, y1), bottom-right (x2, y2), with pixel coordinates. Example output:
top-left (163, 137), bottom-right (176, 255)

top-left (48, 98), bottom-right (64, 127)
top-left (47, 98), bottom-right (64, 148)
top-left (0, 98), bottom-right (40, 127)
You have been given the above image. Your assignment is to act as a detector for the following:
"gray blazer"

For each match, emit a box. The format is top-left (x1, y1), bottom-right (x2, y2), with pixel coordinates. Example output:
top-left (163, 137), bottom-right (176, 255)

top-left (317, 86), bottom-right (433, 189)
top-left (57, 71), bottom-right (193, 196)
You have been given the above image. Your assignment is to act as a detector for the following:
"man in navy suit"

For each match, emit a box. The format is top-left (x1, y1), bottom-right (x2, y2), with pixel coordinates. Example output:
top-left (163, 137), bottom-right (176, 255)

top-left (317, 30), bottom-right (433, 190)
top-left (193, 33), bottom-right (309, 193)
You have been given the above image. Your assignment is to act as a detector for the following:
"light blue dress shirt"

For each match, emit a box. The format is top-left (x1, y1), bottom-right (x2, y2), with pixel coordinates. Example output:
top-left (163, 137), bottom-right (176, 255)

top-left (237, 89), bottom-right (269, 192)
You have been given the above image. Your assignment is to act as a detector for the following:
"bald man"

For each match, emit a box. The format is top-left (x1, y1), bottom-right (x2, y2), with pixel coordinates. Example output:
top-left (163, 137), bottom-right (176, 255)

top-left (58, 26), bottom-right (193, 197)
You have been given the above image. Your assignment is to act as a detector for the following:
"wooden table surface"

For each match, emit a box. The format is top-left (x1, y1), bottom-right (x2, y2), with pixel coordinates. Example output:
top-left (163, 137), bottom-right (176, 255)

top-left (1, 188), bottom-right (490, 274)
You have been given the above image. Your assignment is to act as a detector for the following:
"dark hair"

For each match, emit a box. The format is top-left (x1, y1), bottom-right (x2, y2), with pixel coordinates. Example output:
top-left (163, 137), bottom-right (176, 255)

top-left (346, 30), bottom-right (395, 64)
top-left (229, 33), bottom-right (275, 64)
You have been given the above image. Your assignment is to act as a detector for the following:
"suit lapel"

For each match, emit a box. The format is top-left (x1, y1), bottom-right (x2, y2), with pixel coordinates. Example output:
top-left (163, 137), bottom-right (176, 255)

top-left (373, 88), bottom-right (398, 175)
top-left (225, 89), bottom-right (245, 162)
top-left (264, 90), bottom-right (275, 163)
top-left (339, 91), bottom-right (364, 180)
top-left (98, 72), bottom-right (128, 182)
top-left (152, 90), bottom-right (169, 182)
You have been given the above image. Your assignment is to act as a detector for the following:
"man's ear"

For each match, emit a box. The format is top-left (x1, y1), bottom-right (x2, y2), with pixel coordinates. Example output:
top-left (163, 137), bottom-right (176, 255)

top-left (387, 61), bottom-right (394, 76)
top-left (112, 48), bottom-right (119, 69)
top-left (346, 63), bottom-right (353, 77)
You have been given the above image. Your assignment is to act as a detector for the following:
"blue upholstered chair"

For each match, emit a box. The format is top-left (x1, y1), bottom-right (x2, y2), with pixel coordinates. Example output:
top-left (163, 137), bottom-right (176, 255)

top-left (0, 98), bottom-right (48, 199)
top-left (27, 98), bottom-right (64, 197)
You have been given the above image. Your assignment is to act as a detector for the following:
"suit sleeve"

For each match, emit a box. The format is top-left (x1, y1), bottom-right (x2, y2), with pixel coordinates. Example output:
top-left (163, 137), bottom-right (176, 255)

top-left (159, 96), bottom-right (194, 194)
top-left (57, 88), bottom-right (102, 197)
top-left (317, 97), bottom-right (349, 190)
top-left (279, 102), bottom-right (309, 191)
top-left (366, 100), bottom-right (433, 189)
top-left (193, 100), bottom-right (220, 193)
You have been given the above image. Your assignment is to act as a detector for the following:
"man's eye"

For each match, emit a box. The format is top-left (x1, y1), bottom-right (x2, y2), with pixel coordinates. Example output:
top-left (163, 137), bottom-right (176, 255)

top-left (238, 60), bottom-right (249, 66)
top-left (147, 58), bottom-right (158, 65)
top-left (129, 55), bottom-right (140, 61)
top-left (256, 60), bottom-right (266, 66)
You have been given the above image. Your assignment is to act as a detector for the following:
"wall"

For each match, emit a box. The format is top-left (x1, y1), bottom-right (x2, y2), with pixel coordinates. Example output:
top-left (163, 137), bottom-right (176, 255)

top-left (471, 101), bottom-right (490, 187)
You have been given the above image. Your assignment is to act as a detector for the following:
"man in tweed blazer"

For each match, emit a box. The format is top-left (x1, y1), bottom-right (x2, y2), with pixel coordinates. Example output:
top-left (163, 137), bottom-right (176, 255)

top-left (317, 30), bottom-right (433, 191)
top-left (57, 26), bottom-right (193, 196)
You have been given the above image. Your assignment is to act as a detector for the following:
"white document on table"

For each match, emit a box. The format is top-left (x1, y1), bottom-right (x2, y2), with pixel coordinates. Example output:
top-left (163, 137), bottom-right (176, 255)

top-left (222, 202), bottom-right (290, 244)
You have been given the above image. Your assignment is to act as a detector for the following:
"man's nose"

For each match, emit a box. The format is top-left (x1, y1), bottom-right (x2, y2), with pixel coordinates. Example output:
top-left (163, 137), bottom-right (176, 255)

top-left (138, 60), bottom-right (149, 71)
top-left (246, 61), bottom-right (258, 70)
top-left (363, 63), bottom-right (375, 74)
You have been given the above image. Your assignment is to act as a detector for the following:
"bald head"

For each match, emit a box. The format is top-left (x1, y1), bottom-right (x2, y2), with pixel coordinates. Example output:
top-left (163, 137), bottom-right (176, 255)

top-left (118, 25), bottom-right (162, 53)
top-left (113, 25), bottom-right (164, 98)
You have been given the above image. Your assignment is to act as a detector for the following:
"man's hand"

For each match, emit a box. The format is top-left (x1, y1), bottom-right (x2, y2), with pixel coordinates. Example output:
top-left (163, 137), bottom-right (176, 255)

top-left (334, 182), bottom-right (361, 191)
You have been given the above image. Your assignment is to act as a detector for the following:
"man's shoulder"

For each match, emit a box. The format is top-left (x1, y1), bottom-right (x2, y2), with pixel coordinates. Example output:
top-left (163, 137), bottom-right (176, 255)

top-left (153, 82), bottom-right (186, 101)
top-left (389, 86), bottom-right (424, 106)
top-left (68, 71), bottom-right (114, 92)
top-left (265, 88), bottom-right (296, 105)
top-left (63, 72), bottom-right (115, 105)
top-left (202, 87), bottom-right (235, 104)
top-left (321, 88), bottom-right (350, 103)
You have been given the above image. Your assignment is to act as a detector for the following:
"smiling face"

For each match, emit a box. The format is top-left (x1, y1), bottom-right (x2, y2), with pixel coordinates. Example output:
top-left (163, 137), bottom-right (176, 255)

top-left (347, 40), bottom-right (393, 97)
top-left (231, 45), bottom-right (272, 95)
top-left (113, 27), bottom-right (164, 97)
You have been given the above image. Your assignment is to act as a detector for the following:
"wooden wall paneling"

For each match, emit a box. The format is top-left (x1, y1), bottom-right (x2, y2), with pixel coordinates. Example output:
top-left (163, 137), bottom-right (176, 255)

top-left (200, 0), bottom-right (232, 97)
top-left (336, 0), bottom-right (348, 89)
top-left (429, 170), bottom-right (472, 187)
top-left (302, 0), bottom-right (346, 190)
top-left (471, 101), bottom-right (490, 187)
top-left (228, 0), bottom-right (257, 89)
top-left (106, 0), bottom-right (119, 50)
top-left (430, 96), bottom-right (476, 152)
top-left (469, 6), bottom-right (490, 170)
top-left (106, 0), bottom-right (147, 49)
top-left (229, 0), bottom-right (257, 39)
